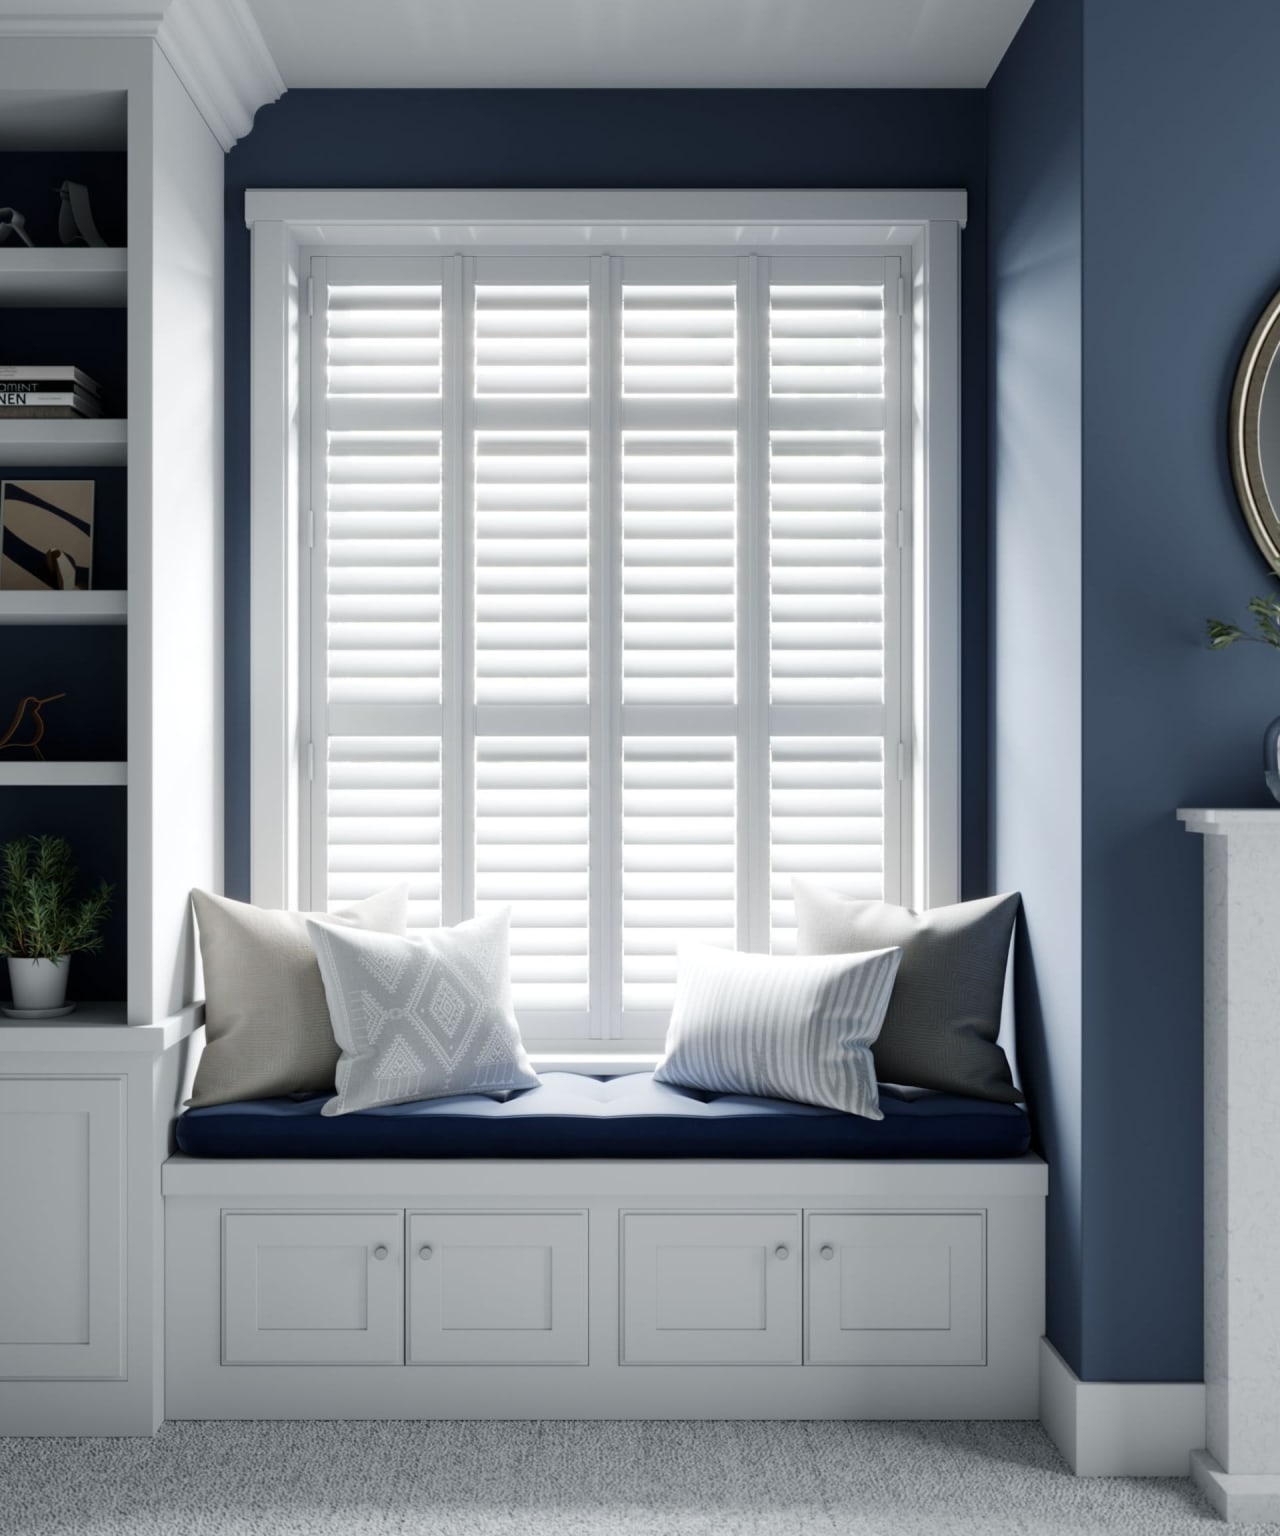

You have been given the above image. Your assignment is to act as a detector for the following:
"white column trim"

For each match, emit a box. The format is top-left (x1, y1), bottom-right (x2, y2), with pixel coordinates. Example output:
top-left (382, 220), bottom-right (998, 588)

top-left (1039, 1338), bottom-right (1205, 1477)
top-left (249, 219), bottom-right (302, 907)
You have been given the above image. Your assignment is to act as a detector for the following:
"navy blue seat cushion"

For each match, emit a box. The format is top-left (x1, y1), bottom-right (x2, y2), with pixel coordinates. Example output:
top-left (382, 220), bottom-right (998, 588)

top-left (175, 1071), bottom-right (1030, 1160)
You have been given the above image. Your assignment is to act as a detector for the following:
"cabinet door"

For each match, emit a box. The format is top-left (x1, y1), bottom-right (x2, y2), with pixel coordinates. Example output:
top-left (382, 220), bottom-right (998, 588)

top-left (621, 1211), bottom-right (801, 1365)
top-left (407, 1211), bottom-right (588, 1365)
top-left (806, 1211), bottom-right (985, 1365)
top-left (222, 1212), bottom-right (404, 1365)
top-left (0, 1076), bottom-right (124, 1381)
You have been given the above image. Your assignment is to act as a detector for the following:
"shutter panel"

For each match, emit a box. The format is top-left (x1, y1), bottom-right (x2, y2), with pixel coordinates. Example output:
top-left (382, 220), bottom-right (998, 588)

top-left (621, 284), bottom-right (736, 397)
top-left (327, 737), bottom-right (442, 931)
top-left (768, 431), bottom-right (884, 706)
top-left (324, 275), bottom-right (444, 708)
top-left (474, 738), bottom-right (590, 1012)
top-left (474, 432), bottom-right (589, 706)
top-left (768, 283), bottom-right (884, 397)
top-left (621, 739), bottom-right (737, 1012)
top-left (622, 431), bottom-right (737, 706)
top-left (769, 738), bottom-right (884, 953)
top-left (474, 284), bottom-right (589, 397)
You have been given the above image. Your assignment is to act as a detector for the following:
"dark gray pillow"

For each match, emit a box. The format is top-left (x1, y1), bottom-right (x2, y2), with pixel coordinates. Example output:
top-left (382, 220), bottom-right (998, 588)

top-left (792, 881), bottom-right (1021, 1103)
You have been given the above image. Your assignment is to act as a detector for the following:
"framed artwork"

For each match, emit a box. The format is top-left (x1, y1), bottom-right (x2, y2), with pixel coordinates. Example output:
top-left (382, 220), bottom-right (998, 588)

top-left (0, 479), bottom-right (95, 591)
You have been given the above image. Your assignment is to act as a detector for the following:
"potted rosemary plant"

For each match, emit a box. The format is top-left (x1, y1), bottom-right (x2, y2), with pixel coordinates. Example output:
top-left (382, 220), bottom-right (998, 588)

top-left (0, 834), bottom-right (113, 1013)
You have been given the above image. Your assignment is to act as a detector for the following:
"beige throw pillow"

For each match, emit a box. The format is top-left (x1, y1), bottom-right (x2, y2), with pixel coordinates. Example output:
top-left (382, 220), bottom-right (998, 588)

top-left (188, 886), bottom-right (409, 1108)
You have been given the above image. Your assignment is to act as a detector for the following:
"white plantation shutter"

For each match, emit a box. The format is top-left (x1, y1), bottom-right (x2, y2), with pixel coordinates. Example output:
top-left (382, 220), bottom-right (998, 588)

top-left (766, 258), bottom-right (899, 952)
top-left (769, 738), bottom-right (884, 954)
top-left (621, 432), bottom-right (737, 706)
top-left (327, 737), bottom-right (442, 930)
top-left (305, 245), bottom-right (906, 1045)
top-left (474, 432), bottom-right (589, 705)
top-left (621, 739), bottom-right (737, 1011)
top-left (474, 738), bottom-right (590, 1011)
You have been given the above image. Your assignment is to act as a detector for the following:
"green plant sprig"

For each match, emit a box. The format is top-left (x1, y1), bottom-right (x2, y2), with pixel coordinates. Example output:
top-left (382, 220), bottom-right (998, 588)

top-left (1206, 593), bottom-right (1280, 652)
top-left (0, 834), bottom-right (113, 962)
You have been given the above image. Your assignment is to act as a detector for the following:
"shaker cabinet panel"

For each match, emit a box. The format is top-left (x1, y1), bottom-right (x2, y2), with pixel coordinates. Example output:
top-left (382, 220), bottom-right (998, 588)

top-left (0, 1076), bottom-right (125, 1380)
top-left (222, 1211), bottom-right (404, 1365)
top-left (621, 1211), bottom-right (801, 1365)
top-left (806, 1211), bottom-right (985, 1366)
top-left (407, 1211), bottom-right (588, 1365)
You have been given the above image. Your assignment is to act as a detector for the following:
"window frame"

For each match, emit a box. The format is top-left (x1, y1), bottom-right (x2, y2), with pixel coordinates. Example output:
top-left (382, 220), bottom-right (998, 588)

top-left (246, 189), bottom-right (964, 1054)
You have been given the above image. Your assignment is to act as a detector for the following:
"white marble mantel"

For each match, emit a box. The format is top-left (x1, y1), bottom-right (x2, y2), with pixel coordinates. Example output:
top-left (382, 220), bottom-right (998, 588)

top-left (1179, 808), bottom-right (1280, 1521)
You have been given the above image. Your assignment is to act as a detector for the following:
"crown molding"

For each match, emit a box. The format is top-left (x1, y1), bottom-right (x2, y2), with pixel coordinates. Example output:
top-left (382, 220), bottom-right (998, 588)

top-left (0, 0), bottom-right (285, 149)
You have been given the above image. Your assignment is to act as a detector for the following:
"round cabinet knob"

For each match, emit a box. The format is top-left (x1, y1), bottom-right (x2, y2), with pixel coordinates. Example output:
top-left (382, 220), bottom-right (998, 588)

top-left (372, 1245), bottom-right (390, 1261)
top-left (819, 1244), bottom-right (835, 1261)
top-left (774, 1244), bottom-right (790, 1260)
top-left (418, 1244), bottom-right (434, 1261)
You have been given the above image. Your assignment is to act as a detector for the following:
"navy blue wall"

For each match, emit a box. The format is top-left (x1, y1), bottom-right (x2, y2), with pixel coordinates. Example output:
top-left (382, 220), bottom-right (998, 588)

top-left (988, 0), bottom-right (1085, 1374)
top-left (223, 88), bottom-right (990, 900)
top-left (1078, 0), bottom-right (1280, 1381)
top-left (991, 0), bottom-right (1280, 1383)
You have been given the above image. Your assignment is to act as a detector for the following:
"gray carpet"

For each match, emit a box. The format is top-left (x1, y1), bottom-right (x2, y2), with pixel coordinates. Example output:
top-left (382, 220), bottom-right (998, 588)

top-left (0, 1420), bottom-right (1261, 1535)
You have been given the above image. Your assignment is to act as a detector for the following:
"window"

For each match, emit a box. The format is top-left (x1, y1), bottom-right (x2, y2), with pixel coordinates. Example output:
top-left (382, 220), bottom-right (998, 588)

top-left (248, 192), bottom-right (962, 1055)
top-left (301, 245), bottom-right (905, 1046)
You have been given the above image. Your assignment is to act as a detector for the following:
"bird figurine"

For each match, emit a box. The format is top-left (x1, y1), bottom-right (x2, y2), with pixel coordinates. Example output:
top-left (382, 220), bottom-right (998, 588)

top-left (57, 182), bottom-right (104, 247)
top-left (0, 693), bottom-right (66, 760)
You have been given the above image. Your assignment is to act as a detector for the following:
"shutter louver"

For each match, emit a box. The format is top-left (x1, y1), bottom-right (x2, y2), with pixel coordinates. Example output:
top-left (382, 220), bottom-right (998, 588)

top-left (769, 738), bottom-right (884, 953)
top-left (621, 739), bottom-right (737, 1011)
top-left (474, 284), bottom-right (589, 397)
top-left (622, 284), bottom-right (736, 396)
top-left (327, 737), bottom-right (442, 931)
top-left (474, 433), bottom-right (589, 706)
top-left (769, 431), bottom-right (884, 706)
top-left (622, 432), bottom-right (737, 705)
top-left (474, 738), bottom-right (590, 1012)
top-left (768, 284), bottom-right (884, 397)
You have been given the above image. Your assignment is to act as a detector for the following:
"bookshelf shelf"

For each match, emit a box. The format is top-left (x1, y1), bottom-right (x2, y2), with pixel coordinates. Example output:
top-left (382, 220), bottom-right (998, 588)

top-left (0, 590), bottom-right (126, 624)
top-left (0, 760), bottom-right (127, 787)
top-left (0, 418), bottom-right (126, 466)
top-left (0, 248), bottom-right (127, 307)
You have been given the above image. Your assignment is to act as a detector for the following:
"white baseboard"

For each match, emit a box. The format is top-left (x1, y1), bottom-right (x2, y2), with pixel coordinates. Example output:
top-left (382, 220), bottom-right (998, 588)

top-left (1191, 1450), bottom-right (1280, 1521)
top-left (1039, 1338), bottom-right (1205, 1476)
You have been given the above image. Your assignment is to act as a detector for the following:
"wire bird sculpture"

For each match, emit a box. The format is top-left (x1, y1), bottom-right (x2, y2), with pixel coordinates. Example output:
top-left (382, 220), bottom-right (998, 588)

top-left (0, 694), bottom-right (66, 761)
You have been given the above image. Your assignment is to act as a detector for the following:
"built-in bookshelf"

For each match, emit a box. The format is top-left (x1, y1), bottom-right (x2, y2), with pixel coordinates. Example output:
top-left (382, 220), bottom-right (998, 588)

top-left (0, 118), bottom-right (130, 1014)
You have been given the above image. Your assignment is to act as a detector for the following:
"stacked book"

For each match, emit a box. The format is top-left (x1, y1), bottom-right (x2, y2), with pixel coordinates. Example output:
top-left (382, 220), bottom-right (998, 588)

top-left (0, 365), bottom-right (103, 419)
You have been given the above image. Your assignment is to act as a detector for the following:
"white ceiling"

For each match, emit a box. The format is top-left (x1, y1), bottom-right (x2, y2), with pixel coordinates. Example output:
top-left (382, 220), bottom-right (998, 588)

top-left (245, 0), bottom-right (1035, 90)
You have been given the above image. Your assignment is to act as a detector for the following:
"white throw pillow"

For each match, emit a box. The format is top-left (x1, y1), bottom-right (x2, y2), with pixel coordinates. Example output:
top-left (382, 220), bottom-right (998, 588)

top-left (188, 885), bottom-right (408, 1108)
top-left (653, 942), bottom-right (901, 1118)
top-left (306, 908), bottom-right (540, 1116)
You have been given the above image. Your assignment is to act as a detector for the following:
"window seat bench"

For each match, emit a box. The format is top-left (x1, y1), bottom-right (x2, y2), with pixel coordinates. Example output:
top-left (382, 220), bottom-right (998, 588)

top-left (163, 1074), bottom-right (1045, 1423)
top-left (174, 1071), bottom-right (1032, 1160)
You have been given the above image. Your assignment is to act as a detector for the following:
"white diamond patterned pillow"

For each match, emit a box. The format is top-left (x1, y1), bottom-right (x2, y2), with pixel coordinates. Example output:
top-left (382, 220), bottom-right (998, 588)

top-left (305, 908), bottom-right (539, 1116)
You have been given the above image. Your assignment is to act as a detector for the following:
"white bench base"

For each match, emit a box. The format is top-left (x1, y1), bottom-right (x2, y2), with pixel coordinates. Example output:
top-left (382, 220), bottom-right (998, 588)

top-left (163, 1155), bottom-right (1047, 1420)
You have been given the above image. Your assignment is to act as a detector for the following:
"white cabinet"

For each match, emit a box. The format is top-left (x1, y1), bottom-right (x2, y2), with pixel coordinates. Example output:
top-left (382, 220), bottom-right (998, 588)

top-left (0, 1077), bottom-right (124, 1381)
top-left (621, 1211), bottom-right (801, 1365)
top-left (407, 1211), bottom-right (588, 1365)
top-left (806, 1211), bottom-right (985, 1366)
top-left (222, 1212), bottom-right (404, 1365)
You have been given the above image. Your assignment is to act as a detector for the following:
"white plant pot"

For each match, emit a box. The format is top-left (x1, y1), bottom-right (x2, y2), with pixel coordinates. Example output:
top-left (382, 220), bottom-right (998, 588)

top-left (8, 956), bottom-right (70, 1010)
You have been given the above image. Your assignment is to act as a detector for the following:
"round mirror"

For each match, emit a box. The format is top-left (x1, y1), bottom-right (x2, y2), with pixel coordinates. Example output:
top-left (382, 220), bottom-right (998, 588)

top-left (1230, 289), bottom-right (1280, 571)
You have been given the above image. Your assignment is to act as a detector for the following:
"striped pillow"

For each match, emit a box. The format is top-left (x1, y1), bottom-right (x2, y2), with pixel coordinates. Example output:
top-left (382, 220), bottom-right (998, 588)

top-left (653, 942), bottom-right (902, 1119)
